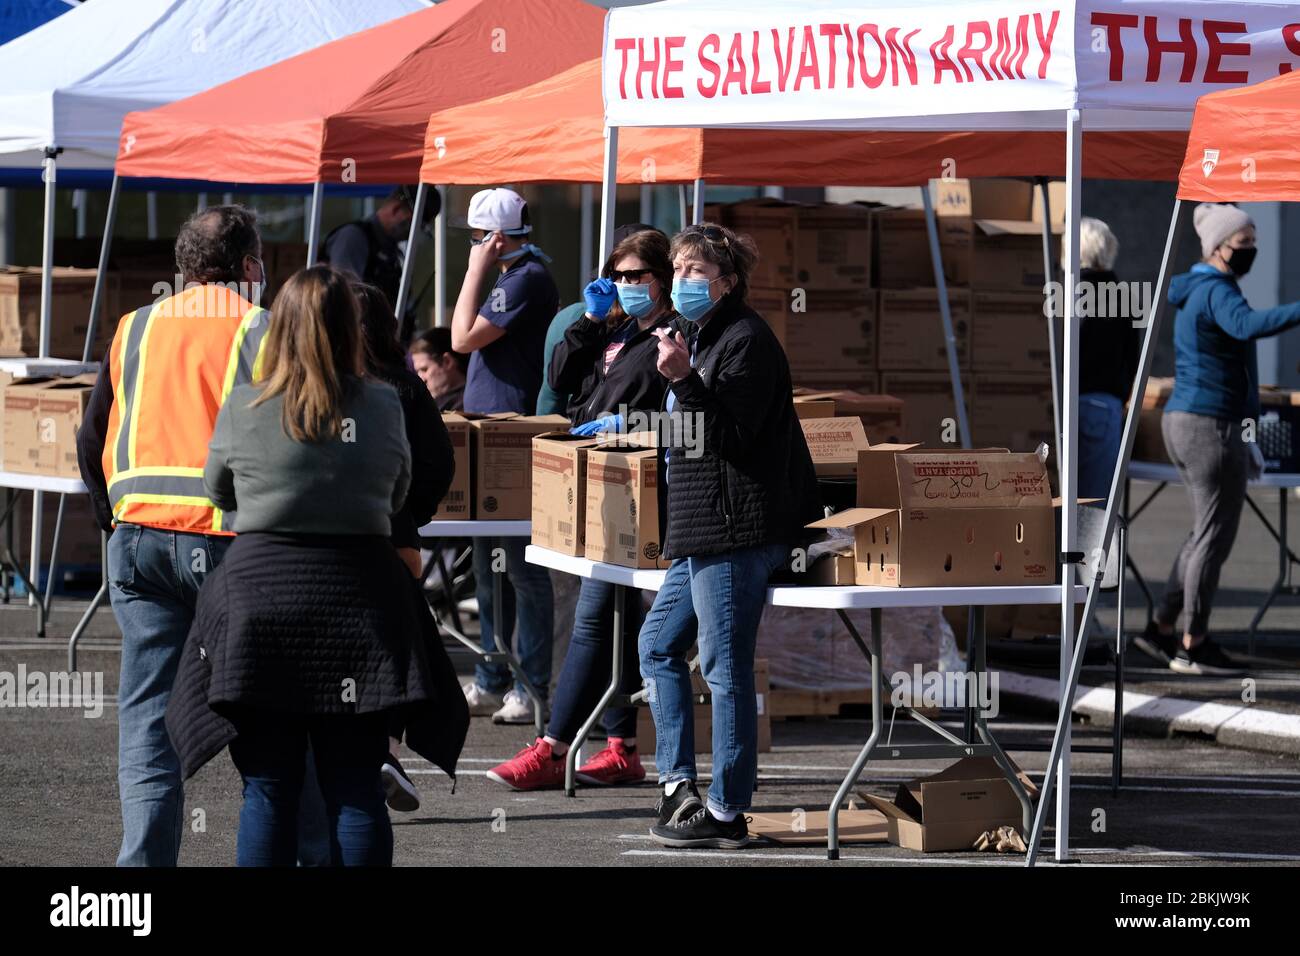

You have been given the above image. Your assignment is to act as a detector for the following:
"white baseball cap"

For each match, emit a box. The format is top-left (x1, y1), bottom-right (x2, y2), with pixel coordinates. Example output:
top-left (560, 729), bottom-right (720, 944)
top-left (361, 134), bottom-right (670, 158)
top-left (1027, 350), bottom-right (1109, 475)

top-left (465, 187), bottom-right (531, 235)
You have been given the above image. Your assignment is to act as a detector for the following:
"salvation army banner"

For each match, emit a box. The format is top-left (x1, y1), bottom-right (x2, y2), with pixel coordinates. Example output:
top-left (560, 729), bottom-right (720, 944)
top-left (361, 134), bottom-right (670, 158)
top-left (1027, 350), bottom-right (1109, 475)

top-left (602, 0), bottom-right (1300, 130)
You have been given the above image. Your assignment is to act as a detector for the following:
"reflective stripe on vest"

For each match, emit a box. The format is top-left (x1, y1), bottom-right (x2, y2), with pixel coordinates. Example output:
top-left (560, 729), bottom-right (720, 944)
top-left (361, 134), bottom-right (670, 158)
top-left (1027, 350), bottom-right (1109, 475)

top-left (107, 304), bottom-right (268, 531)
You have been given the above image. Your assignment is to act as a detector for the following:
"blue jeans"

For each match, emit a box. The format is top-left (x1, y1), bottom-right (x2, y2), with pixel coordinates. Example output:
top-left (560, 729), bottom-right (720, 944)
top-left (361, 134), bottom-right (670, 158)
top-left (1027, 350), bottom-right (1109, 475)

top-left (638, 543), bottom-right (789, 814)
top-left (1078, 392), bottom-right (1124, 501)
top-left (472, 537), bottom-right (554, 697)
top-left (546, 578), bottom-right (646, 743)
top-left (109, 524), bottom-right (230, 867)
top-left (228, 713), bottom-right (392, 867)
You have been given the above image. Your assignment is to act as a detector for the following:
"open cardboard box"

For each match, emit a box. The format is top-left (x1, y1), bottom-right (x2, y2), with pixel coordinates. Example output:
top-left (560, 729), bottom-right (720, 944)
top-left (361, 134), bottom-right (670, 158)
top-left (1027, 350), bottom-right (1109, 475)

top-left (807, 445), bottom-right (1054, 587)
top-left (857, 756), bottom-right (1039, 852)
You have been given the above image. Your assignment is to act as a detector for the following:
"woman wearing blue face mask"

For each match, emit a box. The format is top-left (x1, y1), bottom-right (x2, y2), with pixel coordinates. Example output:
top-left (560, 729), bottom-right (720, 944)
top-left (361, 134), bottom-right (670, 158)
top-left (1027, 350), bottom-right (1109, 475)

top-left (639, 222), bottom-right (821, 849)
top-left (486, 226), bottom-right (677, 791)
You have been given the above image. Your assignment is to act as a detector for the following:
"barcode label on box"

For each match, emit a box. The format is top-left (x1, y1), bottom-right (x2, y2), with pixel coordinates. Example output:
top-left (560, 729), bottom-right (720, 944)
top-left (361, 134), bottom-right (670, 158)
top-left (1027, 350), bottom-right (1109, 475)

top-left (618, 533), bottom-right (636, 548)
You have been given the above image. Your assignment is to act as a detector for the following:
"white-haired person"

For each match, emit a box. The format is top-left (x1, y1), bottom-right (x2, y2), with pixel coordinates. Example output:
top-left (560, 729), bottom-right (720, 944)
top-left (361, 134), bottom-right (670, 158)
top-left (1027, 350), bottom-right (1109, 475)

top-left (1133, 204), bottom-right (1300, 675)
top-left (1070, 216), bottom-right (1140, 501)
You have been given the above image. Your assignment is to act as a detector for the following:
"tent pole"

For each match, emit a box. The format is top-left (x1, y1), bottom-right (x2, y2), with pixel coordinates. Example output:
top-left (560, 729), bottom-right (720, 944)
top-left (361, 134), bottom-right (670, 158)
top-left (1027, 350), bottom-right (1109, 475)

top-left (305, 181), bottom-right (324, 267)
top-left (639, 185), bottom-right (652, 225)
top-left (434, 185), bottom-right (447, 328)
top-left (1056, 110), bottom-right (1084, 863)
top-left (39, 147), bottom-right (59, 359)
top-left (394, 182), bottom-right (427, 324)
top-left (1028, 197), bottom-right (1189, 867)
top-left (146, 192), bottom-right (158, 240)
top-left (84, 174), bottom-right (121, 363)
top-left (692, 178), bottom-right (705, 224)
top-left (580, 183), bottom-right (594, 287)
top-left (677, 184), bottom-right (688, 231)
top-left (598, 127), bottom-right (619, 261)
top-left (921, 184), bottom-right (971, 448)
top-left (1038, 178), bottom-right (1064, 474)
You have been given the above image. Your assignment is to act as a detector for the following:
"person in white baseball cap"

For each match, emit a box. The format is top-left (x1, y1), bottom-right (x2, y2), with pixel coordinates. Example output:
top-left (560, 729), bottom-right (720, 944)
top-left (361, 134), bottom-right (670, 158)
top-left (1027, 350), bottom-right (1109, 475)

top-left (451, 187), bottom-right (559, 724)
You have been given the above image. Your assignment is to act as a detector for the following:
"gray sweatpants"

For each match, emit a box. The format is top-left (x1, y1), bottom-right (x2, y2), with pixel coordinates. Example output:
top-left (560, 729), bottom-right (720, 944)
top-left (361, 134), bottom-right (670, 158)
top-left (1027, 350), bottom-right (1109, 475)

top-left (1157, 410), bottom-right (1249, 637)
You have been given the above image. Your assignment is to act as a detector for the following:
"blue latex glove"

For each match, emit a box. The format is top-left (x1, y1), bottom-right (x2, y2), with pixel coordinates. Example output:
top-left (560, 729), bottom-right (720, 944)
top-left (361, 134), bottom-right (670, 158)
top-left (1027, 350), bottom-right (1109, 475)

top-left (571, 413), bottom-right (623, 437)
top-left (582, 277), bottom-right (617, 319)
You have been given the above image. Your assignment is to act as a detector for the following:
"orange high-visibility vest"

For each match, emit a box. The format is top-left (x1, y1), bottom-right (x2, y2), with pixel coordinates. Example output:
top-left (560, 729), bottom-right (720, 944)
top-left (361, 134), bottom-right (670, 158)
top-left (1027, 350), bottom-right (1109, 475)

top-left (102, 284), bottom-right (270, 534)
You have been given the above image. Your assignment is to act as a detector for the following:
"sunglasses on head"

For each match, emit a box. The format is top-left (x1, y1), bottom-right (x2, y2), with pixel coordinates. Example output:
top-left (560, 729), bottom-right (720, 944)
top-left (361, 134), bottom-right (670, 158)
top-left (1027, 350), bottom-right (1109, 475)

top-left (610, 268), bottom-right (655, 283)
top-left (683, 224), bottom-right (735, 268)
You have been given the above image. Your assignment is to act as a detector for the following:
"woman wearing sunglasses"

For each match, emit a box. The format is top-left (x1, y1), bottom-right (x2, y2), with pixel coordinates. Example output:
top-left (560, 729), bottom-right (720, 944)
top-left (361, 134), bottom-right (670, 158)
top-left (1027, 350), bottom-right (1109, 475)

top-left (485, 225), bottom-right (676, 791)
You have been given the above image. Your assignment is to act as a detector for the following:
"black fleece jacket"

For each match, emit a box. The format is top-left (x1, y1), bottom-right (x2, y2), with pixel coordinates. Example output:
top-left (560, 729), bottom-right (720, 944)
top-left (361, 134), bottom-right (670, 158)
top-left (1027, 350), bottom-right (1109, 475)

top-left (549, 312), bottom-right (674, 426)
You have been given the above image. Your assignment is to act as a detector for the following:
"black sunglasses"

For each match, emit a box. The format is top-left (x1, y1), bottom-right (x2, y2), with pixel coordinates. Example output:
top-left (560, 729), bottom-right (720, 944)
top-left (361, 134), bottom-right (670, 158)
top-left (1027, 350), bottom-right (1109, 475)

top-left (682, 224), bottom-right (735, 269)
top-left (610, 268), bottom-right (655, 282)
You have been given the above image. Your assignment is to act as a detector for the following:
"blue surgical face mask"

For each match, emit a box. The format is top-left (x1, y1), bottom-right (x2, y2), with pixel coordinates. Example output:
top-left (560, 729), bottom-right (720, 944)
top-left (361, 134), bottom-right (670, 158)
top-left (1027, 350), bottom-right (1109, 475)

top-left (616, 282), bottom-right (656, 319)
top-left (671, 276), bottom-right (722, 323)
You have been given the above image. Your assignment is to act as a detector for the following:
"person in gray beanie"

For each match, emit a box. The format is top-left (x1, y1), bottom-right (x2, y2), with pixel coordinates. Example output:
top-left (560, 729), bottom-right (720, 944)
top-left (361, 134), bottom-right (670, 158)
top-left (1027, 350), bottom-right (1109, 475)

top-left (1134, 203), bottom-right (1300, 675)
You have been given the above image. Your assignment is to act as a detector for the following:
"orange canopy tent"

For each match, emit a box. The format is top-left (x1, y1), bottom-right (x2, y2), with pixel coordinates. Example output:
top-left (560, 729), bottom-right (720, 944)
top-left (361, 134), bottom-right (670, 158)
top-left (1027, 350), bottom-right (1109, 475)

top-left (419, 58), bottom-right (1188, 187)
top-left (116, 0), bottom-right (604, 186)
top-left (1177, 69), bottom-right (1300, 204)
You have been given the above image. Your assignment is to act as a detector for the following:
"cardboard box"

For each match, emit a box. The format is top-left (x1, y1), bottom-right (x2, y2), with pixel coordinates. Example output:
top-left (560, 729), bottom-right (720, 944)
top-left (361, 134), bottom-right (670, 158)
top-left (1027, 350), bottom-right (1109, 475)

top-left (2, 375), bottom-right (96, 477)
top-left (636, 659), bottom-right (770, 754)
top-left (753, 286), bottom-right (876, 383)
top-left (724, 200), bottom-right (795, 289)
top-left (429, 413), bottom-right (471, 520)
top-left (933, 178), bottom-right (1065, 224)
top-left (858, 756), bottom-right (1039, 852)
top-left (792, 396), bottom-right (836, 420)
top-left (804, 538), bottom-right (858, 585)
top-left (877, 289), bottom-right (970, 371)
top-left (793, 387), bottom-right (904, 444)
top-left (970, 374), bottom-right (1055, 451)
top-left (584, 442), bottom-right (666, 569)
top-left (809, 447), bottom-right (1055, 587)
top-left (872, 207), bottom-right (934, 288)
top-left (468, 413), bottom-right (568, 519)
top-left (0, 267), bottom-right (112, 359)
top-left (792, 202), bottom-right (873, 291)
top-left (748, 808), bottom-right (888, 846)
top-left (800, 417), bottom-right (871, 477)
top-left (530, 433), bottom-right (600, 556)
top-left (934, 178), bottom-right (1063, 290)
top-left (879, 371), bottom-right (970, 448)
top-left (971, 290), bottom-right (1052, 373)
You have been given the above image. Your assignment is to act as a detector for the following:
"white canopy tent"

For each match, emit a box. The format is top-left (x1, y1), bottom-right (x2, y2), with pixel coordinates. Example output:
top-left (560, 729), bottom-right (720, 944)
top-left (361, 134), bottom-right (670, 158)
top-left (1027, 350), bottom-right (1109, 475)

top-left (598, 0), bottom-right (1295, 864)
top-left (0, 0), bottom-right (428, 612)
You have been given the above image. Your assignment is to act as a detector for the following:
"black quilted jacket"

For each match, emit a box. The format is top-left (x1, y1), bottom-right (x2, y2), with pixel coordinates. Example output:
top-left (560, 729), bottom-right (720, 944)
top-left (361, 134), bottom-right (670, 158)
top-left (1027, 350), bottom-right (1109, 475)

top-left (165, 531), bottom-right (469, 782)
top-left (657, 296), bottom-right (822, 559)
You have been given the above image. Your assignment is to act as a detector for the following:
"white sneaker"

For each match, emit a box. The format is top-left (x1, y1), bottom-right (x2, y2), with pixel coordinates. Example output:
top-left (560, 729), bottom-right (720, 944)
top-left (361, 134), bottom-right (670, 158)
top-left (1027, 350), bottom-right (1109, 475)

top-left (492, 688), bottom-right (536, 725)
top-left (463, 681), bottom-right (503, 716)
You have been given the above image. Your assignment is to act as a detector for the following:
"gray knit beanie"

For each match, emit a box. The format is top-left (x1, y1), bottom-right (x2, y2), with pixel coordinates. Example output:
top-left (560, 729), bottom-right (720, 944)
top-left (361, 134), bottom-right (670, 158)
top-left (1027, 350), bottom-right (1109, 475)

top-left (1194, 203), bottom-right (1254, 259)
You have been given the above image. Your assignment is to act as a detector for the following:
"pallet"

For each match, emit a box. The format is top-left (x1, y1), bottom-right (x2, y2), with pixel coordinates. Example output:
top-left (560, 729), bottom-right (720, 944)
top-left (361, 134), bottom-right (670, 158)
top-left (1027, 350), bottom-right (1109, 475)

top-left (769, 687), bottom-right (872, 720)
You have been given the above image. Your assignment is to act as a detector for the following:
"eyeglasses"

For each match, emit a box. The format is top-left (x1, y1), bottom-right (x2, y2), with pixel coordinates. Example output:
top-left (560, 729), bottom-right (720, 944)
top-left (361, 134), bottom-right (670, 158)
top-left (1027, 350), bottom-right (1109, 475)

top-left (610, 268), bottom-right (655, 283)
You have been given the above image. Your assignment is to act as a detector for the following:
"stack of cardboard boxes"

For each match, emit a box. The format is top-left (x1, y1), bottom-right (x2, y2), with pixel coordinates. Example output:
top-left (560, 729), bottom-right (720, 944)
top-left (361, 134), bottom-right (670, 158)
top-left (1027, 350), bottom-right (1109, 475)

top-left (429, 413), bottom-right (569, 521)
top-left (0, 268), bottom-right (113, 359)
top-left (704, 179), bottom-right (1061, 452)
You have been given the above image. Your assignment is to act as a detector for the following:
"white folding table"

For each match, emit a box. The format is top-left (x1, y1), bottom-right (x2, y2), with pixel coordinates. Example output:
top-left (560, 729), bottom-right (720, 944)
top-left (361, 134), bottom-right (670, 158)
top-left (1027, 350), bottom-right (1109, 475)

top-left (1125, 460), bottom-right (1300, 656)
top-left (420, 519), bottom-right (545, 733)
top-left (525, 543), bottom-right (1086, 858)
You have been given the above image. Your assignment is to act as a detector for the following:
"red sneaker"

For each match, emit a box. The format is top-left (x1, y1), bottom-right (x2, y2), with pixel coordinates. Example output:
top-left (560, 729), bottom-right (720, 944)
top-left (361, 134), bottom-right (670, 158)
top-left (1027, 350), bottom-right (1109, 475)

top-left (575, 738), bottom-right (646, 787)
top-left (485, 739), bottom-right (565, 791)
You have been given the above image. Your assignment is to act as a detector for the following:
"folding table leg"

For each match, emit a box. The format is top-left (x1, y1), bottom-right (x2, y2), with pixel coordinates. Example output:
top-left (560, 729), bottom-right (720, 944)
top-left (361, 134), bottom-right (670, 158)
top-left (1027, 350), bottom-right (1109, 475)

top-left (0, 492), bottom-right (45, 636)
top-left (827, 607), bottom-right (882, 861)
top-left (969, 606), bottom-right (1034, 837)
top-left (565, 584), bottom-right (625, 796)
top-left (67, 529), bottom-right (110, 671)
top-left (1246, 489), bottom-right (1287, 657)
top-left (1113, 524), bottom-right (1127, 794)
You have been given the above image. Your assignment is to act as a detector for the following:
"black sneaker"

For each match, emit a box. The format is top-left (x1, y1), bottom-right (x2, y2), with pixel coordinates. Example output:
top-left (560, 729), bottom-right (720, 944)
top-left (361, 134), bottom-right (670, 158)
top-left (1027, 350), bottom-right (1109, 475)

top-left (1169, 638), bottom-right (1246, 676)
top-left (381, 753), bottom-right (421, 812)
top-left (1132, 621), bottom-right (1179, 665)
top-left (653, 780), bottom-right (702, 827)
top-left (651, 806), bottom-right (752, 849)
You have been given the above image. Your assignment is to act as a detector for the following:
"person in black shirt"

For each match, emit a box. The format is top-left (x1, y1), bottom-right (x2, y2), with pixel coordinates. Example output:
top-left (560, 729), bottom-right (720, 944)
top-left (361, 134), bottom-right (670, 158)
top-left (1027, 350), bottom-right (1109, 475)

top-left (323, 186), bottom-right (440, 343)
